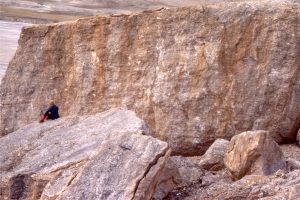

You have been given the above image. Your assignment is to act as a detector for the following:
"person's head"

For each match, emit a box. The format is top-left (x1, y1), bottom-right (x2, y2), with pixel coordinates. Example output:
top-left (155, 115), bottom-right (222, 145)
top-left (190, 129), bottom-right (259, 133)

top-left (49, 100), bottom-right (55, 106)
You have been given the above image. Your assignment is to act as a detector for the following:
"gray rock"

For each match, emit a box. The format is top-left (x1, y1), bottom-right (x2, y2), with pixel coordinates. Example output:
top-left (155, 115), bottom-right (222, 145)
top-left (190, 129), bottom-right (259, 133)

top-left (153, 156), bottom-right (204, 199)
top-left (286, 158), bottom-right (300, 172)
top-left (0, 108), bottom-right (169, 200)
top-left (224, 130), bottom-right (286, 180)
top-left (280, 143), bottom-right (300, 162)
top-left (199, 138), bottom-right (229, 171)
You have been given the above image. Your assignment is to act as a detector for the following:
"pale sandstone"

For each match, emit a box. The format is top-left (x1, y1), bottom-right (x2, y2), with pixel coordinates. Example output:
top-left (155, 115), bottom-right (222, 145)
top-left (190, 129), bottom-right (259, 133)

top-left (0, 108), bottom-right (169, 200)
top-left (1, 2), bottom-right (300, 155)
top-left (224, 130), bottom-right (286, 180)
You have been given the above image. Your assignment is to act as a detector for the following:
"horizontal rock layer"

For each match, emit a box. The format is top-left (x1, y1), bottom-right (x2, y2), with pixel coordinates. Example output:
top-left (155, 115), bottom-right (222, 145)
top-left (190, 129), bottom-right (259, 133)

top-left (0, 108), bottom-right (169, 200)
top-left (1, 2), bottom-right (300, 155)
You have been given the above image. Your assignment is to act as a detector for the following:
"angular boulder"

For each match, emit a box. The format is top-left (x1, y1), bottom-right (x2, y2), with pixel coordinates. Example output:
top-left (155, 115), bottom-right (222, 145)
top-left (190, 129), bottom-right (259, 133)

top-left (0, 108), bottom-right (170, 200)
top-left (224, 130), bottom-right (286, 180)
top-left (1, 2), bottom-right (300, 156)
top-left (199, 138), bottom-right (229, 171)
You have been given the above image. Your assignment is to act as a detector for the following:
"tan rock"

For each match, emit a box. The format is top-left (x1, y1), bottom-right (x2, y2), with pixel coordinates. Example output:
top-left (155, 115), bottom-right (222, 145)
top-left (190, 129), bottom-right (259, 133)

top-left (0, 108), bottom-right (169, 200)
top-left (1, 3), bottom-right (300, 156)
top-left (224, 130), bottom-right (286, 180)
top-left (199, 138), bottom-right (229, 171)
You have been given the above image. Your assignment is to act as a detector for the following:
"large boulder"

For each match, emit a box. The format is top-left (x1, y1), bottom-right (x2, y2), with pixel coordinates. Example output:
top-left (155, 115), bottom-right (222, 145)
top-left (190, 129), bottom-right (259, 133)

top-left (0, 108), bottom-right (170, 200)
top-left (198, 138), bottom-right (229, 171)
top-left (1, 2), bottom-right (300, 156)
top-left (224, 130), bottom-right (286, 180)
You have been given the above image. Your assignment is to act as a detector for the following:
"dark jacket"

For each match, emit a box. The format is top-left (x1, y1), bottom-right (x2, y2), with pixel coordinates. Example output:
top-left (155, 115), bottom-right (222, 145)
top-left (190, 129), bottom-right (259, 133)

top-left (45, 105), bottom-right (60, 119)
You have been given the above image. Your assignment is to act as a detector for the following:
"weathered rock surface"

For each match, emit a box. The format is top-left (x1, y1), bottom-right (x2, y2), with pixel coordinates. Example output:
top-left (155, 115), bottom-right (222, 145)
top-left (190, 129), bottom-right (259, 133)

top-left (224, 130), bottom-right (286, 180)
top-left (0, 108), bottom-right (170, 200)
top-left (180, 170), bottom-right (300, 200)
top-left (153, 156), bottom-right (204, 199)
top-left (286, 158), bottom-right (300, 171)
top-left (198, 138), bottom-right (229, 171)
top-left (1, 2), bottom-right (300, 155)
top-left (163, 170), bottom-right (231, 200)
top-left (163, 140), bottom-right (300, 199)
top-left (280, 143), bottom-right (300, 162)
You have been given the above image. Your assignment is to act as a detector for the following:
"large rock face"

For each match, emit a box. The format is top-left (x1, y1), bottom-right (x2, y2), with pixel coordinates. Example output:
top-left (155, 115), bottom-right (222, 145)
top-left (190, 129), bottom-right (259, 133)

top-left (1, 2), bottom-right (299, 155)
top-left (224, 130), bottom-right (286, 180)
top-left (0, 108), bottom-right (170, 200)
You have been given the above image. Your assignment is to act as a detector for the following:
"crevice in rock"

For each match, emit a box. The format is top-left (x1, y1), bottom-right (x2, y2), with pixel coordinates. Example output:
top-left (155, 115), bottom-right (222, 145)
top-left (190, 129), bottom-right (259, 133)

top-left (290, 117), bottom-right (300, 142)
top-left (10, 174), bottom-right (27, 200)
top-left (48, 158), bottom-right (89, 174)
top-left (163, 178), bottom-right (205, 200)
top-left (9, 173), bottom-right (49, 200)
top-left (35, 159), bottom-right (88, 199)
top-left (131, 145), bottom-right (169, 200)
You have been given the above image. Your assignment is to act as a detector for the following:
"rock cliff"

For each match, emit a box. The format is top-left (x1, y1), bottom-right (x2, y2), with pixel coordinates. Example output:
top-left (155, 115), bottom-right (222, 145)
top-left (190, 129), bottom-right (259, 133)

top-left (1, 2), bottom-right (300, 155)
top-left (0, 108), bottom-right (170, 200)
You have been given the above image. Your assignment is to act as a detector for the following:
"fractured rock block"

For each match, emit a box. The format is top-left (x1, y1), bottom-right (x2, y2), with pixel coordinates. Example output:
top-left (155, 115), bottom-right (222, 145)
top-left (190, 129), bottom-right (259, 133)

top-left (224, 130), bottom-right (286, 180)
top-left (0, 108), bottom-right (169, 200)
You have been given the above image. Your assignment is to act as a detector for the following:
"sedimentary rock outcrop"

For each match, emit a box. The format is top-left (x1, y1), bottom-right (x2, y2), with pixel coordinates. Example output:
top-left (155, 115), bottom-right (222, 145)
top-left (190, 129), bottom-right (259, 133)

top-left (198, 138), bottom-right (229, 171)
top-left (0, 108), bottom-right (170, 200)
top-left (1, 2), bottom-right (299, 155)
top-left (224, 130), bottom-right (286, 180)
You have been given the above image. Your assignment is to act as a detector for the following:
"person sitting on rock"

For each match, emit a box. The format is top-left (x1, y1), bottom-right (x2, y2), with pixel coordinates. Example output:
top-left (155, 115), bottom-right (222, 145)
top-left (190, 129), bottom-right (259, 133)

top-left (39, 100), bottom-right (60, 123)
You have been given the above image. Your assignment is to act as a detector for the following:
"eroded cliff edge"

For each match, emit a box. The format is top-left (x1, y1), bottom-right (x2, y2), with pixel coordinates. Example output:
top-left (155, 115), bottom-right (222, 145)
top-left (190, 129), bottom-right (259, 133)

top-left (1, 2), bottom-right (300, 155)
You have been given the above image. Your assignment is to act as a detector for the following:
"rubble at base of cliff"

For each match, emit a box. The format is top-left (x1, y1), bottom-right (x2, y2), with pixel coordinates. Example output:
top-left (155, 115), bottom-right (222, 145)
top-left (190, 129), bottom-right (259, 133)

top-left (1, 109), bottom-right (300, 200)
